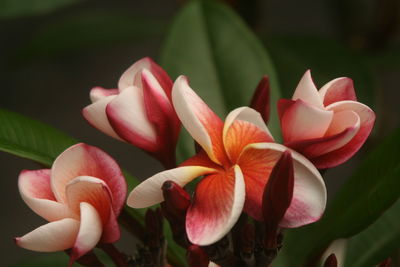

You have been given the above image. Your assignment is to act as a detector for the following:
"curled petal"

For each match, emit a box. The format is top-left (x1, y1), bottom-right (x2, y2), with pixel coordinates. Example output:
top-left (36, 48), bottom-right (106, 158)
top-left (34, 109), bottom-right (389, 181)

top-left (106, 85), bottom-right (157, 150)
top-left (18, 169), bottom-right (73, 221)
top-left (70, 202), bottom-right (103, 263)
top-left (292, 70), bottom-right (324, 108)
top-left (127, 166), bottom-right (216, 208)
top-left (82, 95), bottom-right (122, 141)
top-left (319, 77), bottom-right (357, 106)
top-left (223, 107), bottom-right (274, 162)
top-left (172, 76), bottom-right (227, 165)
top-left (312, 101), bottom-right (375, 168)
top-left (186, 166), bottom-right (245, 245)
top-left (238, 143), bottom-right (326, 226)
top-left (89, 87), bottom-right (119, 103)
top-left (51, 143), bottom-right (127, 215)
top-left (15, 218), bottom-right (80, 252)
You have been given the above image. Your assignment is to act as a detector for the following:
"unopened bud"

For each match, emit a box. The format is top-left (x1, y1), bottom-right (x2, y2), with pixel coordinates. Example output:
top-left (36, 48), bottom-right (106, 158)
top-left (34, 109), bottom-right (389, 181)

top-left (187, 245), bottom-right (210, 267)
top-left (323, 254), bottom-right (337, 267)
top-left (250, 75), bottom-right (270, 124)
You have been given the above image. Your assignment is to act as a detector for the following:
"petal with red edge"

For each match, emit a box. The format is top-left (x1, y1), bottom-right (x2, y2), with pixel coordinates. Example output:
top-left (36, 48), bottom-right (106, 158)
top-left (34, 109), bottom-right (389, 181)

top-left (127, 166), bottom-right (216, 208)
top-left (66, 176), bottom-right (112, 225)
top-left (106, 85), bottom-right (158, 151)
top-left (172, 76), bottom-right (226, 165)
top-left (186, 165), bottom-right (245, 245)
top-left (312, 101), bottom-right (375, 168)
top-left (281, 100), bottom-right (333, 143)
top-left (89, 87), bottom-right (119, 103)
top-left (223, 107), bottom-right (274, 163)
top-left (70, 202), bottom-right (103, 263)
top-left (319, 77), bottom-right (357, 106)
top-left (15, 218), bottom-right (80, 252)
top-left (82, 95), bottom-right (122, 141)
top-left (51, 143), bottom-right (127, 215)
top-left (101, 208), bottom-right (120, 243)
top-left (292, 70), bottom-right (324, 108)
top-left (18, 169), bottom-right (73, 221)
top-left (238, 143), bottom-right (326, 226)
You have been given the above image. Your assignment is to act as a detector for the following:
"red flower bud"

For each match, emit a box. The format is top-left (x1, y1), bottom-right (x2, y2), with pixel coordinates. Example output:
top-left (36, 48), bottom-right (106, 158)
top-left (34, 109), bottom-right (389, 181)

top-left (250, 75), bottom-right (270, 124)
top-left (323, 253), bottom-right (338, 267)
top-left (187, 245), bottom-right (210, 267)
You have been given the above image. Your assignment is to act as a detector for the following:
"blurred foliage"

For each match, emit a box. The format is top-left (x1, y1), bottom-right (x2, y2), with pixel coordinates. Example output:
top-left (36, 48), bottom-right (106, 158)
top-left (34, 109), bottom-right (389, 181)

top-left (0, 0), bottom-right (82, 19)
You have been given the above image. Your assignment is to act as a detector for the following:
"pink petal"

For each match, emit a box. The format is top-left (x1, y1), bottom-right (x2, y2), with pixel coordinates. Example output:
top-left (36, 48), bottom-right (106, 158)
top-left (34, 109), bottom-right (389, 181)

top-left (238, 143), bottom-right (326, 226)
top-left (70, 202), bottom-right (103, 263)
top-left (312, 101), bottom-right (376, 168)
top-left (89, 87), bottom-right (119, 103)
top-left (280, 100), bottom-right (333, 143)
top-left (118, 58), bottom-right (173, 100)
top-left (319, 77), bottom-right (357, 106)
top-left (106, 85), bottom-right (158, 151)
top-left (223, 107), bottom-right (274, 163)
top-left (18, 169), bottom-right (73, 221)
top-left (292, 70), bottom-right (324, 108)
top-left (250, 75), bottom-right (270, 123)
top-left (172, 76), bottom-right (227, 165)
top-left (15, 218), bottom-right (80, 252)
top-left (82, 95), bottom-right (122, 141)
top-left (186, 165), bottom-right (245, 245)
top-left (66, 176), bottom-right (112, 225)
top-left (100, 208), bottom-right (120, 243)
top-left (286, 110), bottom-right (361, 160)
top-left (127, 166), bottom-right (216, 208)
top-left (51, 143), bottom-right (127, 215)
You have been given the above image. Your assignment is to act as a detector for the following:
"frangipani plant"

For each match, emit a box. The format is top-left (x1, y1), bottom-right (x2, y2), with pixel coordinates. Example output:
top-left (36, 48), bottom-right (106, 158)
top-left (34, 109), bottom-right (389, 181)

top-left (1, 1), bottom-right (399, 267)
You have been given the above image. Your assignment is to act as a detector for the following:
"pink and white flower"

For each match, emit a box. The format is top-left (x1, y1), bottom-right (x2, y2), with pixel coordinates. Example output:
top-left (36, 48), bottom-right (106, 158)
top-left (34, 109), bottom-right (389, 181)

top-left (15, 143), bottom-right (127, 265)
top-left (127, 76), bottom-right (326, 246)
top-left (83, 57), bottom-right (181, 168)
top-left (278, 70), bottom-right (376, 169)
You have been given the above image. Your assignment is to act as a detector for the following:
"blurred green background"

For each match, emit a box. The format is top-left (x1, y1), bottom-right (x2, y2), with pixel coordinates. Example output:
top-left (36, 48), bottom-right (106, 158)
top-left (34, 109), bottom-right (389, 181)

top-left (1, 0), bottom-right (399, 266)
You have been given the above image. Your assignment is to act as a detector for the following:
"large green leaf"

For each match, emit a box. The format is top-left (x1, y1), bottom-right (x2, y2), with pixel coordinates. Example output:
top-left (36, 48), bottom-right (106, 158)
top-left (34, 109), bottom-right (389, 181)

top-left (161, 0), bottom-right (281, 156)
top-left (0, 108), bottom-right (77, 166)
top-left (345, 200), bottom-right (400, 267)
top-left (0, 0), bottom-right (82, 19)
top-left (264, 36), bottom-right (375, 107)
top-left (283, 127), bottom-right (400, 266)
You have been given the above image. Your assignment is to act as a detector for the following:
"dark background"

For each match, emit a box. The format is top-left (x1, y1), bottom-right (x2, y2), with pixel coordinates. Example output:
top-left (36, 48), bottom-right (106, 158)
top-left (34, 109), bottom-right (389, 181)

top-left (1, 0), bottom-right (399, 265)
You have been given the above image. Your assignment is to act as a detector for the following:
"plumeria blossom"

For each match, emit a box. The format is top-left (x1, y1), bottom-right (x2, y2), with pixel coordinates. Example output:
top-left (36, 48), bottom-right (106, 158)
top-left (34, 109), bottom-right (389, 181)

top-left (128, 76), bottom-right (327, 246)
top-left (278, 70), bottom-right (376, 169)
top-left (83, 57), bottom-right (181, 168)
top-left (15, 143), bottom-right (126, 265)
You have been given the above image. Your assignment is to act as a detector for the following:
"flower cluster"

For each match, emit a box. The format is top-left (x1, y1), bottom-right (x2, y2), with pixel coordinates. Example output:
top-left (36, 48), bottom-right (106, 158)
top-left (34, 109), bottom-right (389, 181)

top-left (15, 57), bottom-right (375, 265)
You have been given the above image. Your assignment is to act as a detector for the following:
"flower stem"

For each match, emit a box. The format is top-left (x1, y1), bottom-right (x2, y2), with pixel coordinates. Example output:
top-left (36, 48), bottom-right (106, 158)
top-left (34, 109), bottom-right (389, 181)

top-left (99, 243), bottom-right (129, 267)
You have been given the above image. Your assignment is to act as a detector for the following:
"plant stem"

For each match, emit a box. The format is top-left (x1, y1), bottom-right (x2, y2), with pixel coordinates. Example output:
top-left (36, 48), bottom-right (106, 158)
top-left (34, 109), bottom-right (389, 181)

top-left (99, 243), bottom-right (129, 267)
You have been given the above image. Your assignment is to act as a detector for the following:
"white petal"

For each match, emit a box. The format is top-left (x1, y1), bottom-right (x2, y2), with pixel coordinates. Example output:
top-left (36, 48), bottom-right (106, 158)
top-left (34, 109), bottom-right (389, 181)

top-left (292, 70), bottom-right (324, 108)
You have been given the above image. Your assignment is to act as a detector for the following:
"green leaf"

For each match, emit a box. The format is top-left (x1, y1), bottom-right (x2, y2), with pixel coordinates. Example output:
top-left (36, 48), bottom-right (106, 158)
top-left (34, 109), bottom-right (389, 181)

top-left (344, 200), bottom-right (400, 267)
top-left (283, 127), bottom-right (400, 266)
top-left (264, 35), bottom-right (375, 107)
top-left (10, 10), bottom-right (165, 65)
top-left (0, 108), bottom-right (77, 166)
top-left (0, 0), bottom-right (82, 19)
top-left (161, 0), bottom-right (281, 150)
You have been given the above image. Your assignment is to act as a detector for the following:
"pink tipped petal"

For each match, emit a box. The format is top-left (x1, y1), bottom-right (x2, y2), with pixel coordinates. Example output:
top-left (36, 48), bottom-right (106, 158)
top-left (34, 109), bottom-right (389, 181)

top-left (172, 76), bottom-right (226, 165)
top-left (106, 85), bottom-right (158, 150)
top-left (250, 76), bottom-right (270, 123)
top-left (66, 176), bottom-right (112, 224)
top-left (100, 209), bottom-right (120, 243)
top-left (281, 100), bottom-right (333, 143)
top-left (292, 70), bottom-right (324, 108)
top-left (238, 143), bottom-right (326, 226)
top-left (223, 107), bottom-right (274, 163)
top-left (127, 166), bottom-right (216, 208)
top-left (319, 77), bottom-right (357, 106)
top-left (89, 87), bottom-right (119, 103)
top-left (186, 165), bottom-right (245, 245)
top-left (51, 143), bottom-right (126, 215)
top-left (312, 101), bottom-right (376, 168)
top-left (70, 202), bottom-right (103, 263)
top-left (18, 169), bottom-right (73, 221)
top-left (82, 95), bottom-right (122, 141)
top-left (15, 218), bottom-right (80, 252)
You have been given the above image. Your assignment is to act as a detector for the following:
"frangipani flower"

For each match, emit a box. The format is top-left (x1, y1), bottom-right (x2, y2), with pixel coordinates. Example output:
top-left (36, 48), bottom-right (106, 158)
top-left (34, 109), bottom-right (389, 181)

top-left (278, 71), bottom-right (375, 169)
top-left (83, 57), bottom-right (181, 168)
top-left (15, 143), bottom-right (127, 264)
top-left (128, 76), bottom-right (326, 246)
